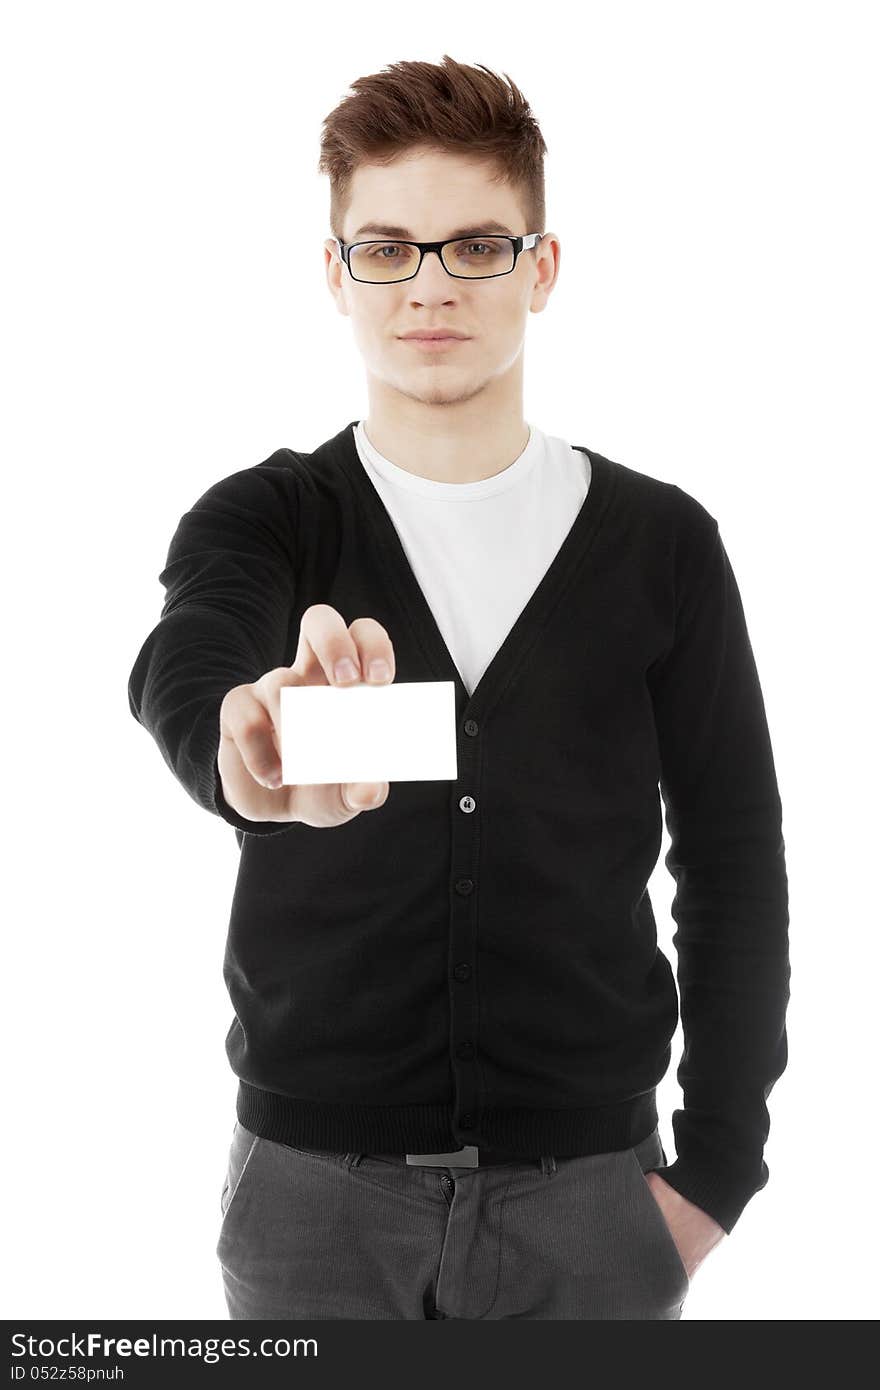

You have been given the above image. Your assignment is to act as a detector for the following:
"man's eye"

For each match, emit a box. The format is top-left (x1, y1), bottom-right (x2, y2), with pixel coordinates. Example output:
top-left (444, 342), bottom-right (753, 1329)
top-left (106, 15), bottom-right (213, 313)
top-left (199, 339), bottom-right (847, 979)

top-left (454, 240), bottom-right (505, 257)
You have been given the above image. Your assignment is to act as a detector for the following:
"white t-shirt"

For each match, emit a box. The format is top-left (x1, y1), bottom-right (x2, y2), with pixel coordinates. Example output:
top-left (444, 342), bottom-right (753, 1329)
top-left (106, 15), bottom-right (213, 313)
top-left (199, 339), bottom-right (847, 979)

top-left (352, 420), bottom-right (592, 697)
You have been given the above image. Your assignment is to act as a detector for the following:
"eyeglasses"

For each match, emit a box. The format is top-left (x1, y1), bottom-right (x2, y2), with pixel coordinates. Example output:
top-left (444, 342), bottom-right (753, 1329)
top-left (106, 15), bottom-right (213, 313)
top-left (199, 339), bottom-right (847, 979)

top-left (333, 232), bottom-right (543, 284)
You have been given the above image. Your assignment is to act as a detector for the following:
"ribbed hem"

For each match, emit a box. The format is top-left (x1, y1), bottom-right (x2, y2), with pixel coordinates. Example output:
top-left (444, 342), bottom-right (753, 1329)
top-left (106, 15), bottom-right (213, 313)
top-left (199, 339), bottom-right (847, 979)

top-left (648, 1157), bottom-right (755, 1236)
top-left (236, 1081), bottom-right (660, 1160)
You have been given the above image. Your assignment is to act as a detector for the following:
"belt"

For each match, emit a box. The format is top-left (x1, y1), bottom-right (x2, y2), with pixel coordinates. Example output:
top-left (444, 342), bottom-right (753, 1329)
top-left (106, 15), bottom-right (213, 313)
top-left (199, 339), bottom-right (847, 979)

top-left (387, 1144), bottom-right (543, 1169)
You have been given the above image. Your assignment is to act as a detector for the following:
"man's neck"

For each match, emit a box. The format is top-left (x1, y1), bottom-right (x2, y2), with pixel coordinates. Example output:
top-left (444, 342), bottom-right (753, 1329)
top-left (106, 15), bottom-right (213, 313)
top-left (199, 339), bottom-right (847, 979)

top-left (362, 398), bottom-right (531, 485)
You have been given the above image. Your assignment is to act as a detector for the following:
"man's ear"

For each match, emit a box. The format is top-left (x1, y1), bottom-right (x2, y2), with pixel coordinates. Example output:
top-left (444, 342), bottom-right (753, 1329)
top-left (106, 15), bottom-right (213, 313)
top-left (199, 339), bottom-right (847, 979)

top-left (324, 240), bottom-right (348, 313)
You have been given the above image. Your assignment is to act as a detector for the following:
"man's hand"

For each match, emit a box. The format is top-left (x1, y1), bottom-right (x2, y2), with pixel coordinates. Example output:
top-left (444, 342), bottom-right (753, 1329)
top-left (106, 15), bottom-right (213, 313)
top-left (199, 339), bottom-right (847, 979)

top-left (217, 604), bottom-right (396, 827)
top-left (644, 1172), bottom-right (727, 1280)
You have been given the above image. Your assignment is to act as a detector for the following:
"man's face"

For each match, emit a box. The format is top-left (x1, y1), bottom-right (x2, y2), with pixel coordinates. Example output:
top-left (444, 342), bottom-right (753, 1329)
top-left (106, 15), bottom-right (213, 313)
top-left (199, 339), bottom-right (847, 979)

top-left (324, 146), bottom-right (558, 407)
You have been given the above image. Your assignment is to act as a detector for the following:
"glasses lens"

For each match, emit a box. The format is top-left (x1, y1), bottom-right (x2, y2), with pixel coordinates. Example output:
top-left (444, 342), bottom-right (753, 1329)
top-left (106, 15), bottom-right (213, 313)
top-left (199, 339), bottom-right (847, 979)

top-left (349, 241), bottom-right (421, 283)
top-left (442, 237), bottom-right (514, 278)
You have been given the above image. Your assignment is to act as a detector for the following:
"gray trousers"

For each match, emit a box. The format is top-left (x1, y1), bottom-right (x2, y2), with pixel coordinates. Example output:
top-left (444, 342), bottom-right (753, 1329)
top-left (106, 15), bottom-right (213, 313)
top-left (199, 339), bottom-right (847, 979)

top-left (217, 1120), bottom-right (691, 1319)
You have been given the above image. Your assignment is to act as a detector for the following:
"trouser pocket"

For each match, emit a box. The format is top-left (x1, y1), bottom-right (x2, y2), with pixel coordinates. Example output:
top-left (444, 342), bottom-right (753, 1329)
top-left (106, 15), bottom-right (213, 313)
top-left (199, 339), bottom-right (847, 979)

top-left (220, 1120), bottom-right (262, 1222)
top-left (627, 1133), bottom-right (691, 1296)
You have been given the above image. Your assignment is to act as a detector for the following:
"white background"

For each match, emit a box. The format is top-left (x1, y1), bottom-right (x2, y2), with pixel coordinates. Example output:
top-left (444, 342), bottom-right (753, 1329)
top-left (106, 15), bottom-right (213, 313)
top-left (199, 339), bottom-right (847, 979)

top-left (3, 0), bottom-right (877, 1321)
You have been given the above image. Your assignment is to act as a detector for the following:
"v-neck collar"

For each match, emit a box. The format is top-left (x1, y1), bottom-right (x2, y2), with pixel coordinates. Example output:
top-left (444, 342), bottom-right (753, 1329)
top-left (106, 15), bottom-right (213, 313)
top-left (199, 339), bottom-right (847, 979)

top-left (320, 419), bottom-right (617, 720)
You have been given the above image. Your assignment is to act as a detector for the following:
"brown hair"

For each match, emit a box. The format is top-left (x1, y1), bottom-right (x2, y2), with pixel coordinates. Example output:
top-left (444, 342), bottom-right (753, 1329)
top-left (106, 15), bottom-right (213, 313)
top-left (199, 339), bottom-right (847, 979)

top-left (317, 55), bottom-right (547, 240)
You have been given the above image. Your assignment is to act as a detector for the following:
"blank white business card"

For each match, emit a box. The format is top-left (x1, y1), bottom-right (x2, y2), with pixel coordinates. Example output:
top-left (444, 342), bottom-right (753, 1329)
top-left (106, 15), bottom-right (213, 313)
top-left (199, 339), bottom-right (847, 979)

top-left (280, 680), bottom-right (458, 785)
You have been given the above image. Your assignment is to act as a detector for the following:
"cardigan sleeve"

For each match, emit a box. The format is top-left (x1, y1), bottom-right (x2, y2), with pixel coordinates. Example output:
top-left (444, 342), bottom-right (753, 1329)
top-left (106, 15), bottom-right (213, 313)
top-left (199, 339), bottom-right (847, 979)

top-left (127, 460), bottom-right (301, 836)
top-left (646, 507), bottom-right (791, 1234)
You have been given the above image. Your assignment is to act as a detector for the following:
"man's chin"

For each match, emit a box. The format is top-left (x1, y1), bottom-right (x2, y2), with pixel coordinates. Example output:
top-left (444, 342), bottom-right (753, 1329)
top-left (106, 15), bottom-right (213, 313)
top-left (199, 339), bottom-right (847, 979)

top-left (395, 374), bottom-right (491, 409)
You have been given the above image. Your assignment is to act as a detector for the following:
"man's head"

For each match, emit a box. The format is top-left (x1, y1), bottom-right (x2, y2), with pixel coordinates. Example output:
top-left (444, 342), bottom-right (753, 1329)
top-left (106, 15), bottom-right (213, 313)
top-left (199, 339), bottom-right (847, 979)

top-left (319, 56), bottom-right (560, 411)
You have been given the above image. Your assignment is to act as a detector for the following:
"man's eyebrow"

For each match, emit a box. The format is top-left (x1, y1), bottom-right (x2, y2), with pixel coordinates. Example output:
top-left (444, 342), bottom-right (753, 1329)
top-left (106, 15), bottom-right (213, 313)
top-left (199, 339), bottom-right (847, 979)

top-left (349, 220), bottom-right (516, 241)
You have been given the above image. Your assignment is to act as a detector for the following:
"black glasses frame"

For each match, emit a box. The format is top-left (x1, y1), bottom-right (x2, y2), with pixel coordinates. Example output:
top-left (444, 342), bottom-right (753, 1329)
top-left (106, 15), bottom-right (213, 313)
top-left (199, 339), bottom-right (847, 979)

top-left (333, 232), bottom-right (544, 284)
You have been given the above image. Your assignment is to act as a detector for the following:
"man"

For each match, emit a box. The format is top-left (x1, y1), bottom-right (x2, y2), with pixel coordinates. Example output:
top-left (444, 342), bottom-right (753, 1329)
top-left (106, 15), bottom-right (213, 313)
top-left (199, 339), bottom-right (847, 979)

top-left (128, 55), bottom-right (789, 1320)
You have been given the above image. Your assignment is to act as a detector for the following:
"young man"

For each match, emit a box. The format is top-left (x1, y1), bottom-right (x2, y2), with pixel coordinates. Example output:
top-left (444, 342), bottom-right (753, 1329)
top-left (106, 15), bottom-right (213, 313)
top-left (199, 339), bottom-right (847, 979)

top-left (127, 56), bottom-right (790, 1321)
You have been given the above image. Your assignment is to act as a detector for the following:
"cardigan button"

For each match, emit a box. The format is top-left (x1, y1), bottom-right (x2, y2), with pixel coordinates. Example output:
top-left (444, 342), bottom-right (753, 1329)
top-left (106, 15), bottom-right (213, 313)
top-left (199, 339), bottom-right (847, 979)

top-left (457, 1041), bottom-right (475, 1059)
top-left (453, 963), bottom-right (472, 981)
top-left (464, 719), bottom-right (479, 736)
top-left (460, 1113), bottom-right (475, 1129)
top-left (459, 795), bottom-right (476, 813)
top-left (454, 878), bottom-right (474, 895)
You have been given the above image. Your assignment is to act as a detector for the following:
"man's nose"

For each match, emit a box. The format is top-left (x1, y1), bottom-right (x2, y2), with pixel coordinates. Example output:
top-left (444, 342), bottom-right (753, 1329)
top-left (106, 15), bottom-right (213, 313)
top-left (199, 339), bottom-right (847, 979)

top-left (410, 249), bottom-right (456, 291)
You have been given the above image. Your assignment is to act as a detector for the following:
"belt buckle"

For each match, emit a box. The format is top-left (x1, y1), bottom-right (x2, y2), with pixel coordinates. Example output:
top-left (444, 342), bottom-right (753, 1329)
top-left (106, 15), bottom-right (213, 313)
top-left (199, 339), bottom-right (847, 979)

top-left (405, 1144), bottom-right (480, 1168)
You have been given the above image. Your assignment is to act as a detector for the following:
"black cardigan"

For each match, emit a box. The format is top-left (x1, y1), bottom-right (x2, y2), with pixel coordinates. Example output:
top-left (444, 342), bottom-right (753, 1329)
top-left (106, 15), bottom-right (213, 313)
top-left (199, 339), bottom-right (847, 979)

top-left (127, 420), bottom-right (790, 1234)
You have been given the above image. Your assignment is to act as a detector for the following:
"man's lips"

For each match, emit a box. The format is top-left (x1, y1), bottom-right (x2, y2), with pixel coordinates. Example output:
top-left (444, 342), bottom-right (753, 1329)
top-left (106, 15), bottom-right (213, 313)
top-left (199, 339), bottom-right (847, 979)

top-left (399, 335), bottom-right (470, 348)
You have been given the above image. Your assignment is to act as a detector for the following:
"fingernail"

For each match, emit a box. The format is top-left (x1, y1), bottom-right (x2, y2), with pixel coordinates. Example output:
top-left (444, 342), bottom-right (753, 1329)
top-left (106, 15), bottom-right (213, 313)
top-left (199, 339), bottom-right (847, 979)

top-left (369, 659), bottom-right (391, 681)
top-left (334, 658), bottom-right (359, 683)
